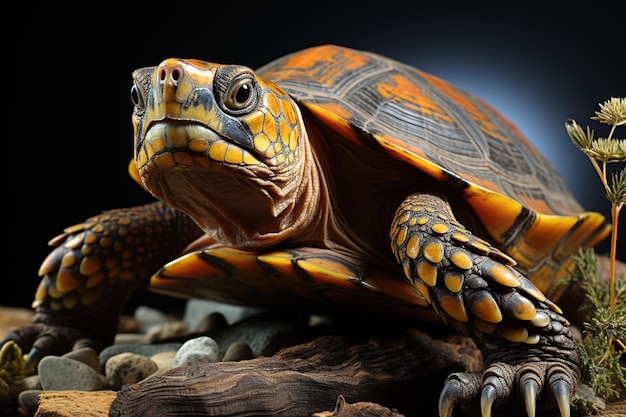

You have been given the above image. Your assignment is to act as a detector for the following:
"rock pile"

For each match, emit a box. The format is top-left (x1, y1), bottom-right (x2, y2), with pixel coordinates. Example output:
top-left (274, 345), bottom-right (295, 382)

top-left (3, 301), bottom-right (318, 416)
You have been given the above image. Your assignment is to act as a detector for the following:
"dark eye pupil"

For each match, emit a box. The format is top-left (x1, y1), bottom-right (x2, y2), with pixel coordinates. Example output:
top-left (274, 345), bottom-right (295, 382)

top-left (130, 85), bottom-right (140, 106)
top-left (235, 84), bottom-right (250, 104)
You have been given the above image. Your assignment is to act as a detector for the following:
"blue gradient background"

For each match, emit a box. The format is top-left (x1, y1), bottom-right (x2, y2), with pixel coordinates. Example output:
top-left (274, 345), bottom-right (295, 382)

top-left (11, 4), bottom-right (623, 310)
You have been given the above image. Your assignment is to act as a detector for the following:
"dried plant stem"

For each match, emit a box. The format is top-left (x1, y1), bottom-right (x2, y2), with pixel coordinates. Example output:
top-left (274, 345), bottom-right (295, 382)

top-left (588, 158), bottom-right (610, 196)
top-left (609, 204), bottom-right (620, 313)
top-left (585, 155), bottom-right (619, 313)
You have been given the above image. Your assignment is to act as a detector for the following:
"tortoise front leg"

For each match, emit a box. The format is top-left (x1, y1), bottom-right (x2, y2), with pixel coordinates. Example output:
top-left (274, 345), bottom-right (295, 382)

top-left (2, 201), bottom-right (203, 367)
top-left (390, 193), bottom-right (580, 417)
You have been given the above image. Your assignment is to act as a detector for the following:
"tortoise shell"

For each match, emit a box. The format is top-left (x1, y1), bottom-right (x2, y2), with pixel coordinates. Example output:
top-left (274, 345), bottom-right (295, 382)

top-left (253, 45), bottom-right (609, 290)
top-left (126, 44), bottom-right (607, 317)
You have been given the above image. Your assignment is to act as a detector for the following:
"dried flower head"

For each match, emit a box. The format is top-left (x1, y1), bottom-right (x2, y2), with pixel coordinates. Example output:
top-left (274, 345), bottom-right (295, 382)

top-left (590, 97), bottom-right (626, 126)
top-left (608, 168), bottom-right (626, 205)
top-left (565, 98), bottom-right (626, 163)
top-left (588, 138), bottom-right (626, 162)
top-left (565, 119), bottom-right (594, 150)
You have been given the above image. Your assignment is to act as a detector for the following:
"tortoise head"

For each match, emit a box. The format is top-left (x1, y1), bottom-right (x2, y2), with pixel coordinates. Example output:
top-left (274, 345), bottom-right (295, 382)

top-left (130, 59), bottom-right (313, 248)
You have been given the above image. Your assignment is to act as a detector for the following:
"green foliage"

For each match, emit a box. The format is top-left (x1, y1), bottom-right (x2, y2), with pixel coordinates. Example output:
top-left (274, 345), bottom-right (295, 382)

top-left (568, 248), bottom-right (626, 399)
top-left (565, 97), bottom-right (626, 414)
top-left (0, 340), bottom-right (27, 383)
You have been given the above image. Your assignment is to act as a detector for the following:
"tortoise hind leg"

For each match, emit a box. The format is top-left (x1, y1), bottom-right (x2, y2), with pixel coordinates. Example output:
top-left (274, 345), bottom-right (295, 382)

top-left (2, 201), bottom-right (203, 367)
top-left (390, 193), bottom-right (580, 417)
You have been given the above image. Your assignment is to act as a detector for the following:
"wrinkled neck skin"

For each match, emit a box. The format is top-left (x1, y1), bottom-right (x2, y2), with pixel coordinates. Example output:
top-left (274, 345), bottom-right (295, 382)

top-left (241, 129), bottom-right (330, 249)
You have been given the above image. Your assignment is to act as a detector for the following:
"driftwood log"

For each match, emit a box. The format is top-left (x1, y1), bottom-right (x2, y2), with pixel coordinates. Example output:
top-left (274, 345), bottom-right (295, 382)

top-left (110, 328), bottom-right (481, 417)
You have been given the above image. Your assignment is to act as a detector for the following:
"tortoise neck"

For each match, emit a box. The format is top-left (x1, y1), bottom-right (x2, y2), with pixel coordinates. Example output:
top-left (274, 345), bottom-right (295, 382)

top-left (276, 128), bottom-right (331, 246)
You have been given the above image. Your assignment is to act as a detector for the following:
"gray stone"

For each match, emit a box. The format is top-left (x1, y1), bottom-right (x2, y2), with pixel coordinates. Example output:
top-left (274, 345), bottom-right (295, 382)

top-left (144, 320), bottom-right (189, 342)
top-left (113, 332), bottom-right (149, 344)
top-left (212, 311), bottom-right (311, 357)
top-left (575, 383), bottom-right (606, 410)
top-left (105, 352), bottom-right (158, 390)
top-left (134, 305), bottom-right (169, 332)
top-left (17, 389), bottom-right (42, 416)
top-left (173, 336), bottom-right (220, 368)
top-left (8, 373), bottom-right (41, 407)
top-left (194, 311), bottom-right (229, 334)
top-left (149, 351), bottom-right (176, 375)
top-left (99, 342), bottom-right (182, 367)
top-left (9, 374), bottom-right (41, 396)
top-left (222, 341), bottom-right (254, 362)
top-left (183, 299), bottom-right (263, 331)
top-left (63, 346), bottom-right (102, 374)
top-left (38, 356), bottom-right (105, 391)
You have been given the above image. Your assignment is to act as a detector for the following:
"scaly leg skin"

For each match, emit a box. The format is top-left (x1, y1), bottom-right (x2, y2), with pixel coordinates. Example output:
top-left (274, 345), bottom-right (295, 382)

top-left (2, 201), bottom-right (203, 368)
top-left (390, 193), bottom-right (580, 417)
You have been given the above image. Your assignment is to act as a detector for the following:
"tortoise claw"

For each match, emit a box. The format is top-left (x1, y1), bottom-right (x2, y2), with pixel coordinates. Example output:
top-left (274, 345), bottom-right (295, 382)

top-left (438, 372), bottom-right (482, 417)
top-left (438, 377), bottom-right (462, 417)
top-left (439, 361), bottom-right (577, 417)
top-left (438, 381), bottom-right (456, 417)
top-left (521, 379), bottom-right (538, 417)
top-left (480, 384), bottom-right (497, 417)
top-left (551, 379), bottom-right (571, 417)
top-left (26, 347), bottom-right (44, 371)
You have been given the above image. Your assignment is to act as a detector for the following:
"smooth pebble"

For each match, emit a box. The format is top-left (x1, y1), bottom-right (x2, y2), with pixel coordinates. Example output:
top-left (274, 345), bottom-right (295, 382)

top-left (105, 352), bottom-right (158, 390)
top-left (222, 341), bottom-right (254, 362)
top-left (173, 336), bottom-right (220, 368)
top-left (38, 356), bottom-right (104, 391)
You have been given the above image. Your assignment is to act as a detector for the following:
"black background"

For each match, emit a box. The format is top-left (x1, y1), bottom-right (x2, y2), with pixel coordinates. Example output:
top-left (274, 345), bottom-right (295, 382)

top-left (10, 4), bottom-right (624, 313)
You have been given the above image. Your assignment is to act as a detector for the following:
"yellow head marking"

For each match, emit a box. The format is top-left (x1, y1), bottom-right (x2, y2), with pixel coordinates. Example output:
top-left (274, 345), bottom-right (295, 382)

top-left (243, 80), bottom-right (300, 166)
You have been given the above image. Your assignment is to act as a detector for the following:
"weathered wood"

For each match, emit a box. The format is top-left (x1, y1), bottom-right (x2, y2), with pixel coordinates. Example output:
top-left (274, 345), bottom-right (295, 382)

top-left (313, 395), bottom-right (406, 417)
top-left (110, 328), bottom-right (480, 417)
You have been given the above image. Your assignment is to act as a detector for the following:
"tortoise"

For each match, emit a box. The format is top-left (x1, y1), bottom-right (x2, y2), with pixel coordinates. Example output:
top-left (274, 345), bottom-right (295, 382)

top-left (4, 44), bottom-right (610, 416)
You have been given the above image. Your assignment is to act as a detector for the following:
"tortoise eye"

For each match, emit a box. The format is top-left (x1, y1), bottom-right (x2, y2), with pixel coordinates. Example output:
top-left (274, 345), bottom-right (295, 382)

top-left (215, 66), bottom-right (259, 115)
top-left (130, 67), bottom-right (155, 112)
top-left (130, 82), bottom-right (144, 109)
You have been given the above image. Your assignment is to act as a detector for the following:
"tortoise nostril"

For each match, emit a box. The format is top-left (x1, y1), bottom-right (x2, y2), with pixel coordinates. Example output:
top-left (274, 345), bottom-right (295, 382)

top-left (158, 64), bottom-right (183, 85)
